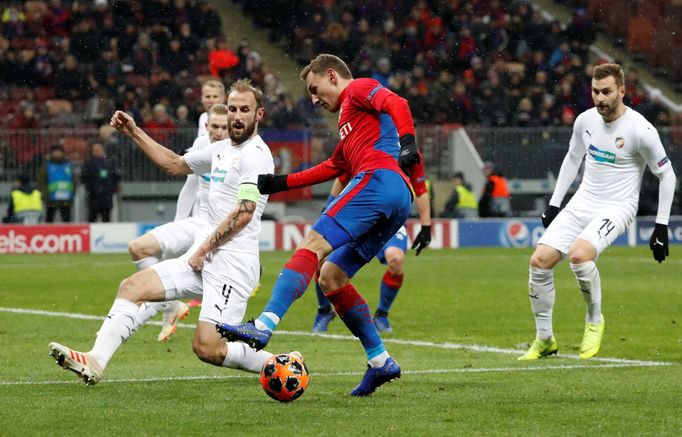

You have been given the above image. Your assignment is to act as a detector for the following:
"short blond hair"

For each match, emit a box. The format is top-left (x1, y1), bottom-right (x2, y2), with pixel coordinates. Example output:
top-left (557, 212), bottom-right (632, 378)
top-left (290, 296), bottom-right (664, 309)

top-left (208, 103), bottom-right (228, 116)
top-left (593, 63), bottom-right (624, 87)
top-left (299, 54), bottom-right (352, 81)
top-left (202, 79), bottom-right (225, 95)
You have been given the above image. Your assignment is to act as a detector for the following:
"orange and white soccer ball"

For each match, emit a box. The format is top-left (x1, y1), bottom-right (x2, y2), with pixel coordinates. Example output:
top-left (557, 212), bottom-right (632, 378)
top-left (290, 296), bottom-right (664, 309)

top-left (260, 353), bottom-right (309, 402)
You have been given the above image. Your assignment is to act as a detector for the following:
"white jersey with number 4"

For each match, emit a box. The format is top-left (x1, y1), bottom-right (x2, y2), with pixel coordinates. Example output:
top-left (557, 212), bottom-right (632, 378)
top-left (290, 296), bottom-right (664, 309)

top-left (552, 107), bottom-right (672, 217)
top-left (184, 135), bottom-right (274, 256)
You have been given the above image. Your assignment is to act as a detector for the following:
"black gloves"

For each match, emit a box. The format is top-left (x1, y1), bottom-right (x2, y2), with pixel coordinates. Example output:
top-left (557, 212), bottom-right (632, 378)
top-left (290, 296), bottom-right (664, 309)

top-left (257, 174), bottom-right (289, 194)
top-left (649, 223), bottom-right (669, 263)
top-left (411, 225), bottom-right (431, 256)
top-left (398, 134), bottom-right (420, 174)
top-left (541, 205), bottom-right (561, 228)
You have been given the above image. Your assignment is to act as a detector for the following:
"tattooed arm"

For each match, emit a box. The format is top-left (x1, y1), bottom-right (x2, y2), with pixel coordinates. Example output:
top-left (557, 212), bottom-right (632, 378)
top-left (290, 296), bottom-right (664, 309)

top-left (188, 199), bottom-right (257, 271)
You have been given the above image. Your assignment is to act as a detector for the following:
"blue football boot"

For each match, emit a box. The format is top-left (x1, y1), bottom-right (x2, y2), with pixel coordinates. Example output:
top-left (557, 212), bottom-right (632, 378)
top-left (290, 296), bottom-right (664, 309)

top-left (312, 309), bottom-right (336, 332)
top-left (373, 314), bottom-right (393, 333)
top-left (215, 320), bottom-right (272, 350)
top-left (351, 357), bottom-right (401, 397)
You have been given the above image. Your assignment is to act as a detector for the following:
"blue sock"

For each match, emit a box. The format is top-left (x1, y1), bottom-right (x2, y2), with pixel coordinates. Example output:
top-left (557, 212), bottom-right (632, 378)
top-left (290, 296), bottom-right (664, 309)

top-left (378, 270), bottom-right (403, 314)
top-left (261, 248), bottom-right (318, 328)
top-left (326, 283), bottom-right (386, 360)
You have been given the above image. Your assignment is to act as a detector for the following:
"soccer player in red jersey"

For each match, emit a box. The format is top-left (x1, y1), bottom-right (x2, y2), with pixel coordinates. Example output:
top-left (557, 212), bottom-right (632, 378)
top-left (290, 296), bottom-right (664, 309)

top-left (217, 54), bottom-right (420, 396)
top-left (312, 153), bottom-right (432, 333)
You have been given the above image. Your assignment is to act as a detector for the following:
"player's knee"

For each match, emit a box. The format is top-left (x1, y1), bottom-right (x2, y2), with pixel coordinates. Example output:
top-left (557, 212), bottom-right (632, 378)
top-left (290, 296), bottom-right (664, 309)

top-left (318, 270), bottom-right (348, 293)
top-left (569, 250), bottom-right (591, 265)
top-left (192, 337), bottom-right (222, 365)
top-left (386, 252), bottom-right (404, 274)
top-left (529, 253), bottom-right (553, 270)
top-left (128, 239), bottom-right (144, 261)
top-left (568, 243), bottom-right (596, 264)
top-left (117, 274), bottom-right (145, 303)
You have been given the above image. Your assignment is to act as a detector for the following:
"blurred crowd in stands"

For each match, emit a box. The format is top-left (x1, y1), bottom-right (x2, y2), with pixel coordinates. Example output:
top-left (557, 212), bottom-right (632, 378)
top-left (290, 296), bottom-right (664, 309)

top-left (237, 0), bottom-right (678, 128)
top-left (0, 0), bottom-right (323, 133)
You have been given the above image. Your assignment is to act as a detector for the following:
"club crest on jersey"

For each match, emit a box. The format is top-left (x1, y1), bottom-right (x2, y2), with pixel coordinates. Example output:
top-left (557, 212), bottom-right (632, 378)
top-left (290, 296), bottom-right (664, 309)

top-left (588, 144), bottom-right (616, 163)
top-left (211, 168), bottom-right (227, 182)
top-left (615, 137), bottom-right (624, 149)
top-left (339, 122), bottom-right (353, 140)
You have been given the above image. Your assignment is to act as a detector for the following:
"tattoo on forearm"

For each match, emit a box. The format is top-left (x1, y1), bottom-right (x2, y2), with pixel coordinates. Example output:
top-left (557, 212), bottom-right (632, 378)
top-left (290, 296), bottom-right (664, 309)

top-left (209, 200), bottom-right (256, 249)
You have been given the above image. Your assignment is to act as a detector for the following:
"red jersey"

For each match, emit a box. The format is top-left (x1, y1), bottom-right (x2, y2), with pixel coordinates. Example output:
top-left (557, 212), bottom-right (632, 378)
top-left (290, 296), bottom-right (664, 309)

top-left (287, 78), bottom-right (415, 189)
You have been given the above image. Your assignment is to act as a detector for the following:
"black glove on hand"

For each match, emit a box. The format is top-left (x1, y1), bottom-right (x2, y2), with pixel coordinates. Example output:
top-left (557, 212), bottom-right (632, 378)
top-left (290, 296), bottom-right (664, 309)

top-left (411, 225), bottom-right (431, 256)
top-left (398, 134), bottom-right (420, 174)
top-left (257, 174), bottom-right (289, 195)
top-left (541, 205), bottom-right (560, 228)
top-left (649, 223), bottom-right (669, 263)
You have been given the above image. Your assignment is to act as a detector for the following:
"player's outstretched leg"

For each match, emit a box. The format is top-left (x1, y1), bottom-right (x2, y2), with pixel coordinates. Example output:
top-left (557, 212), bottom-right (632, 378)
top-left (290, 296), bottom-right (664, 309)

top-left (323, 283), bottom-right (400, 396)
top-left (48, 342), bottom-right (103, 385)
top-left (49, 297), bottom-right (139, 384)
top-left (216, 248), bottom-right (318, 350)
top-left (312, 280), bottom-right (335, 332)
top-left (373, 269), bottom-right (403, 333)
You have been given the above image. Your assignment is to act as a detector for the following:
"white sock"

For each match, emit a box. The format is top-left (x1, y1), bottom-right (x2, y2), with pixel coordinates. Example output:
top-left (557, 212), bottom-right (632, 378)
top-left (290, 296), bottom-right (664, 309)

top-left (529, 267), bottom-right (556, 340)
top-left (222, 342), bottom-right (273, 373)
top-left (368, 351), bottom-right (390, 368)
top-left (570, 261), bottom-right (602, 324)
top-left (255, 312), bottom-right (280, 331)
top-left (133, 256), bottom-right (159, 271)
top-left (90, 299), bottom-right (139, 368)
top-left (135, 301), bottom-right (171, 329)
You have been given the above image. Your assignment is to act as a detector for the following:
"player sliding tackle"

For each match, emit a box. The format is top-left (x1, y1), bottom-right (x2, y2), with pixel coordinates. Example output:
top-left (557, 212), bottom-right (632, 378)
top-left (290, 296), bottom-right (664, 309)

top-left (216, 54), bottom-right (421, 396)
top-left (48, 81), bottom-right (294, 385)
top-left (519, 63), bottom-right (676, 360)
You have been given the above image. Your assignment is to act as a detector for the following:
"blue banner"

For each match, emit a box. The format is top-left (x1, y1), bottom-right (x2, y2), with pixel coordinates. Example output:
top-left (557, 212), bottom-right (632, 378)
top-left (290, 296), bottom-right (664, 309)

top-left (636, 218), bottom-right (682, 245)
top-left (457, 219), bottom-right (629, 248)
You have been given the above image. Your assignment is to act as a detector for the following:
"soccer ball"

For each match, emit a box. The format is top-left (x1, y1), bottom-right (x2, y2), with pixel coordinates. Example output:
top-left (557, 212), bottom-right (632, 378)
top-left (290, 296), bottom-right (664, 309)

top-left (260, 353), bottom-right (309, 402)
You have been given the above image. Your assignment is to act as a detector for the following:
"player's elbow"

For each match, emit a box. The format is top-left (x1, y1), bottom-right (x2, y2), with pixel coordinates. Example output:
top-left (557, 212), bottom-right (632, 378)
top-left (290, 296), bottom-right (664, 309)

top-left (165, 159), bottom-right (186, 177)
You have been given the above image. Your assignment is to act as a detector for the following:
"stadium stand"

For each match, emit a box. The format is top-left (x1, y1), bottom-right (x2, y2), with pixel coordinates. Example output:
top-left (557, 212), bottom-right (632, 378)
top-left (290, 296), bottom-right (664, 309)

top-left (1, 0), bottom-right (680, 218)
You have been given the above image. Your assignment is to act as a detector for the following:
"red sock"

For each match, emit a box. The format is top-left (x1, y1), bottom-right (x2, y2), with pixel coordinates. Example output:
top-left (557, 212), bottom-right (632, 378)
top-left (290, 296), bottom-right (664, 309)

top-left (382, 270), bottom-right (403, 289)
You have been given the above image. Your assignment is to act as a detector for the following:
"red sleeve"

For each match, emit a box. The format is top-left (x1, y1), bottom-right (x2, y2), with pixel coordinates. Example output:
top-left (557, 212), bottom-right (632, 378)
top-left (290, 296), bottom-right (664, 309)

top-left (286, 156), bottom-right (346, 188)
top-left (347, 78), bottom-right (416, 137)
top-left (409, 151), bottom-right (428, 196)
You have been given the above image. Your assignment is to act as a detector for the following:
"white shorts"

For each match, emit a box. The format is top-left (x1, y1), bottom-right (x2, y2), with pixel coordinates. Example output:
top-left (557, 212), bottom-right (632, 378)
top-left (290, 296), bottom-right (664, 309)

top-left (538, 204), bottom-right (633, 255)
top-left (150, 243), bottom-right (259, 325)
top-left (149, 216), bottom-right (208, 259)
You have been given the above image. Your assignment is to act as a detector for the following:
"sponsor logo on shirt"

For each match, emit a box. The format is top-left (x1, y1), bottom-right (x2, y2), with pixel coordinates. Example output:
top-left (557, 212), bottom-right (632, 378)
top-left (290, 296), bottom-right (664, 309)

top-left (657, 156), bottom-right (669, 167)
top-left (339, 122), bottom-right (353, 141)
top-left (211, 168), bottom-right (227, 182)
top-left (588, 144), bottom-right (616, 163)
top-left (615, 137), bottom-right (624, 148)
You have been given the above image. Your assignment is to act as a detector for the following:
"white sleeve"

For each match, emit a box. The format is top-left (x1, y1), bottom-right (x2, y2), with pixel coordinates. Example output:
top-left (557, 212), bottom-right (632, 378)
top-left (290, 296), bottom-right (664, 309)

top-left (549, 117), bottom-right (586, 207)
top-left (238, 143), bottom-right (273, 186)
top-left (174, 174), bottom-right (199, 221)
top-left (183, 145), bottom-right (213, 175)
top-left (197, 112), bottom-right (208, 137)
top-left (638, 124), bottom-right (676, 225)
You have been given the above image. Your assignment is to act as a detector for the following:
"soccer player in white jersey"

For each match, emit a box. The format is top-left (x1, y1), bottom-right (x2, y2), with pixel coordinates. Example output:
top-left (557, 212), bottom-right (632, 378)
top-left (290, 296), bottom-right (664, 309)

top-left (48, 80), bottom-right (280, 385)
top-left (519, 63), bottom-right (676, 360)
top-left (127, 80), bottom-right (227, 340)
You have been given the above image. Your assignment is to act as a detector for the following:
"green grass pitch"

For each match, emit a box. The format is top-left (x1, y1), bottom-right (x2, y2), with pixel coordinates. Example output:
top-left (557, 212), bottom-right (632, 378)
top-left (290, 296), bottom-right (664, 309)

top-left (1, 247), bottom-right (681, 436)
